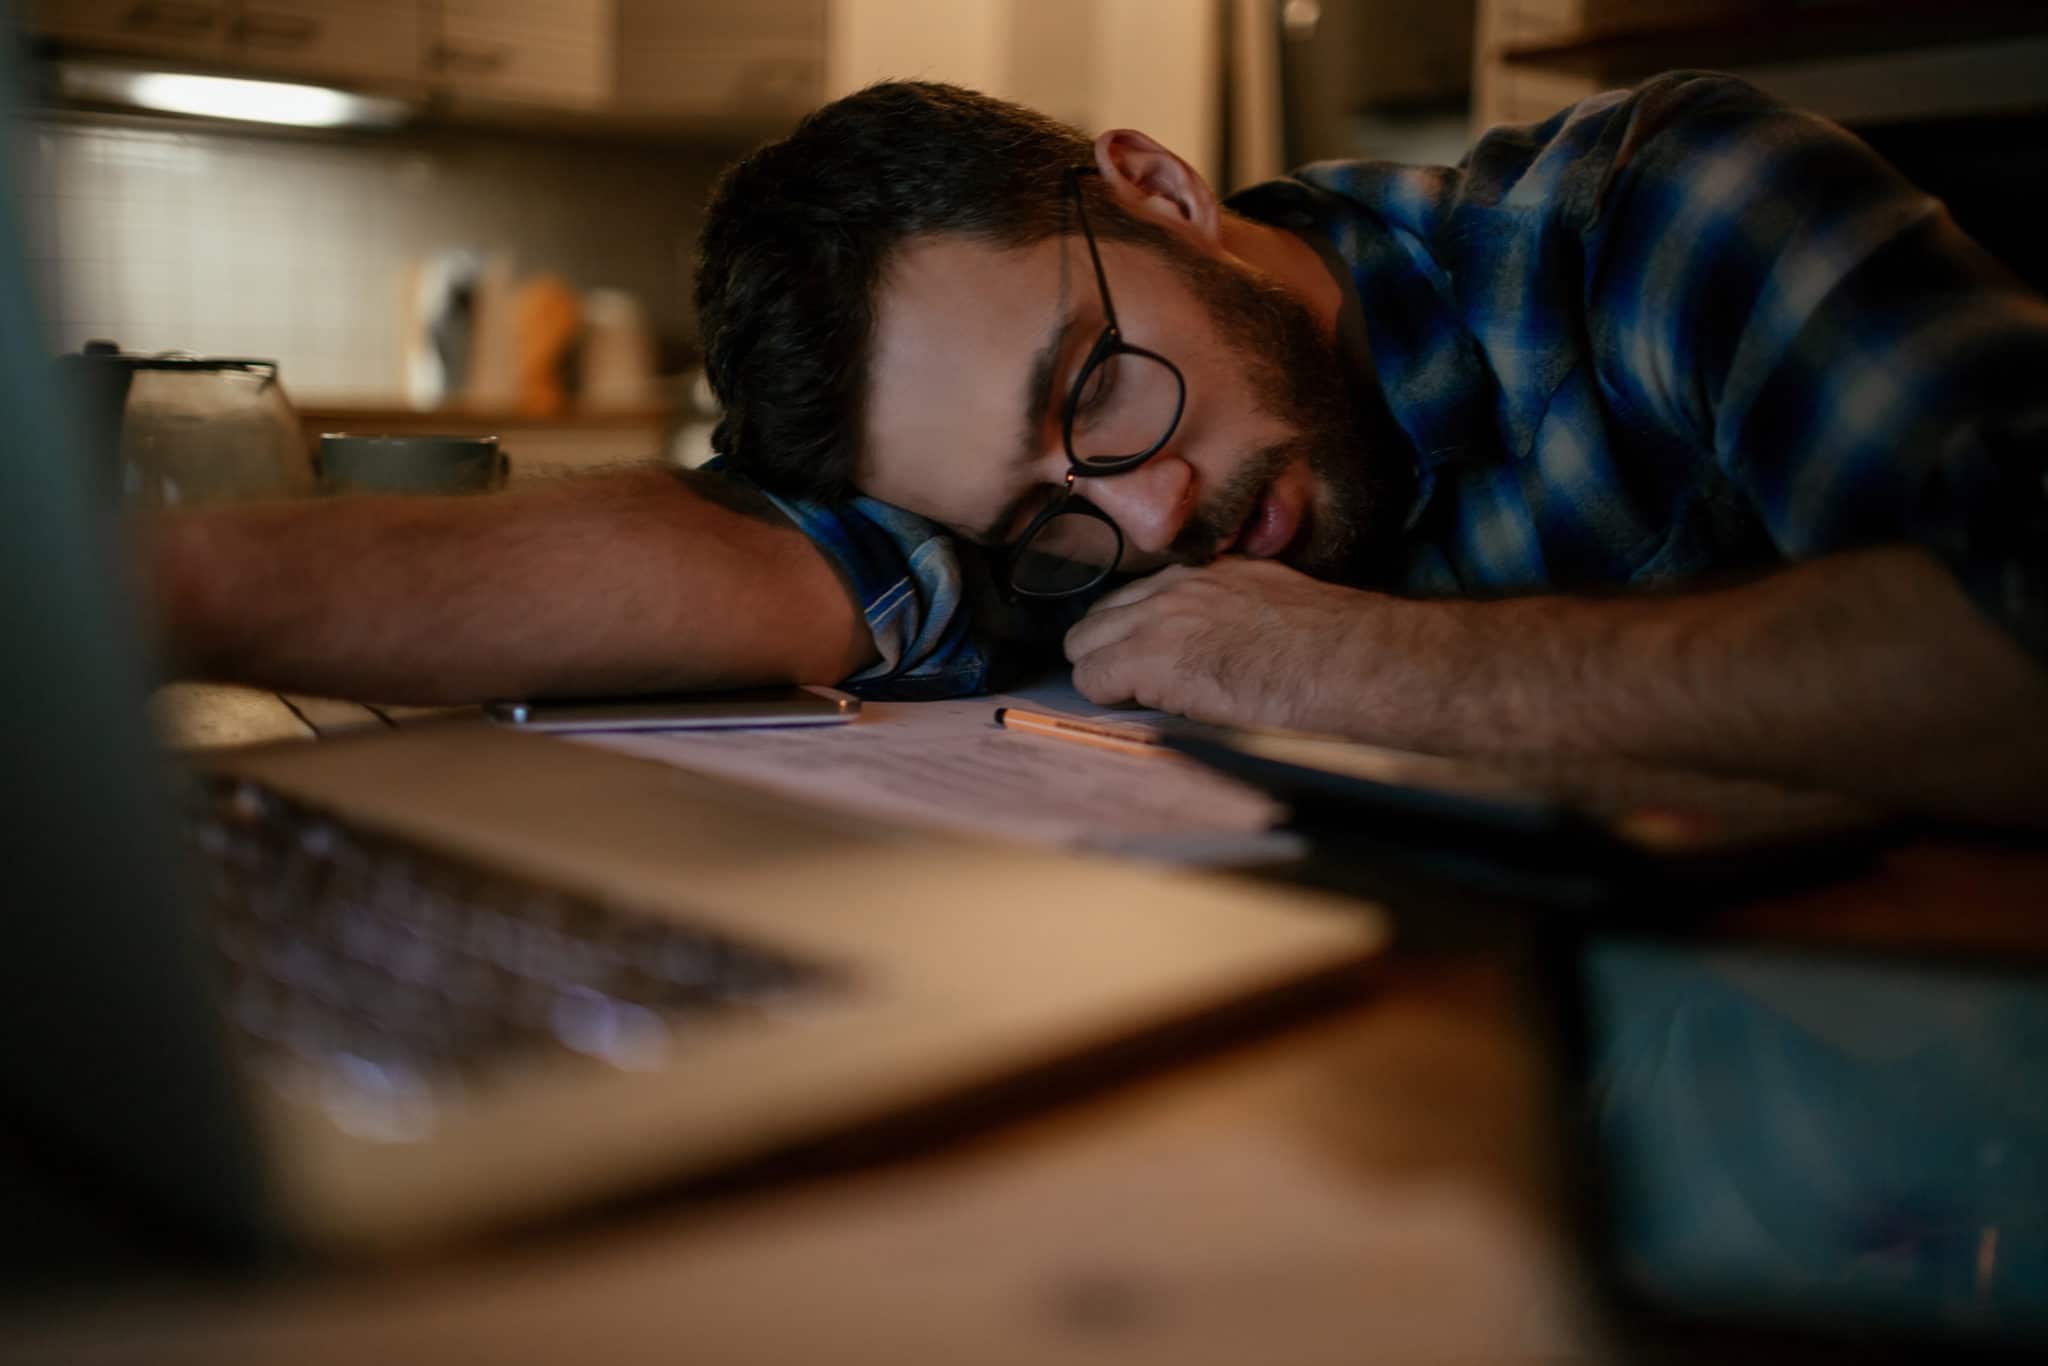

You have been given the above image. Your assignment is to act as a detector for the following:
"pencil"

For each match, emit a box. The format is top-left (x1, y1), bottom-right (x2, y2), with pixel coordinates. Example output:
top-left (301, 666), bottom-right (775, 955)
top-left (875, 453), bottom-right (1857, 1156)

top-left (992, 707), bottom-right (1165, 756)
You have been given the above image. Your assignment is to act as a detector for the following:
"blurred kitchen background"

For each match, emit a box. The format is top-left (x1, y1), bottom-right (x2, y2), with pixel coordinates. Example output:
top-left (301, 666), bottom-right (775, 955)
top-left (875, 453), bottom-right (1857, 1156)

top-left (9, 0), bottom-right (2048, 485)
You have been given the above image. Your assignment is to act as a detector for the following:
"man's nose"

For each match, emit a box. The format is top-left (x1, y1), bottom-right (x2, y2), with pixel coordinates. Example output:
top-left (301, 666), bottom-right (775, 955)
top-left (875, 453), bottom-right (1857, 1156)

top-left (1080, 456), bottom-right (1195, 558)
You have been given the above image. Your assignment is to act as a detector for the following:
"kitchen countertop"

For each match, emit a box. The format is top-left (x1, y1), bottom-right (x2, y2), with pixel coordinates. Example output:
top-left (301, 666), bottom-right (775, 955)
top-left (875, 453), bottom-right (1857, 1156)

top-left (296, 400), bottom-right (677, 430)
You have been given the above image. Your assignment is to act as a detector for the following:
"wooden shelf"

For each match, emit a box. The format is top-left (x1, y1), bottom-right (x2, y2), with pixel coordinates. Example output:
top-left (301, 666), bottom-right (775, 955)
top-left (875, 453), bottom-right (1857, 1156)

top-left (1498, 0), bottom-right (2048, 79)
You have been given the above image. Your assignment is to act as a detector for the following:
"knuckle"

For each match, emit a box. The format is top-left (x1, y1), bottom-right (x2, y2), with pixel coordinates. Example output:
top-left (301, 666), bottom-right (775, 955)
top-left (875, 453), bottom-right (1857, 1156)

top-left (1072, 651), bottom-right (1124, 701)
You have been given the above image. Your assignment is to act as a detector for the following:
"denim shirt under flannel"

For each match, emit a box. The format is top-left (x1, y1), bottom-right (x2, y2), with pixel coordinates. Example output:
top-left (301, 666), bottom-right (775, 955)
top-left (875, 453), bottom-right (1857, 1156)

top-left (719, 71), bottom-right (2048, 699)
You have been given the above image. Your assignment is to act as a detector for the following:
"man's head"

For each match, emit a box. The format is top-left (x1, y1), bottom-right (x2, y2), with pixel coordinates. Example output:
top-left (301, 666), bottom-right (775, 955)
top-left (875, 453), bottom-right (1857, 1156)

top-left (696, 81), bottom-right (1408, 586)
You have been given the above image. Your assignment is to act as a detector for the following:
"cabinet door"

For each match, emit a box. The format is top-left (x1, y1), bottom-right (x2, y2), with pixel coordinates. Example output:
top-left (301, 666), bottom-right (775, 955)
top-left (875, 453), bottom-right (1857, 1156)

top-left (1494, 0), bottom-right (1759, 44)
top-left (428, 0), bottom-right (612, 107)
top-left (614, 0), bottom-right (824, 121)
top-left (229, 1), bottom-right (425, 89)
top-left (26, 0), bottom-right (234, 64)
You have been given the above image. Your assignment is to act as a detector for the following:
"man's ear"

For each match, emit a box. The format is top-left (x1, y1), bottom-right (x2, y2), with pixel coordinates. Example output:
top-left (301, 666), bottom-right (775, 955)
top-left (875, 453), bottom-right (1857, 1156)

top-left (1092, 129), bottom-right (1222, 246)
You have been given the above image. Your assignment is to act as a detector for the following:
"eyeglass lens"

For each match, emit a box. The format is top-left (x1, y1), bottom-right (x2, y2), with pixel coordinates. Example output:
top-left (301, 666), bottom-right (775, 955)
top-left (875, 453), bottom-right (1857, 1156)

top-left (1011, 509), bottom-right (1122, 597)
top-left (1009, 169), bottom-right (1186, 598)
top-left (1069, 350), bottom-right (1184, 467)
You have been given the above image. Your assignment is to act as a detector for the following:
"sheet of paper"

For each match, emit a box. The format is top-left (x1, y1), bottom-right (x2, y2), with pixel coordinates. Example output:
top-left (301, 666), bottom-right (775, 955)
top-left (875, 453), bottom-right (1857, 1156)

top-left (571, 679), bottom-right (1298, 866)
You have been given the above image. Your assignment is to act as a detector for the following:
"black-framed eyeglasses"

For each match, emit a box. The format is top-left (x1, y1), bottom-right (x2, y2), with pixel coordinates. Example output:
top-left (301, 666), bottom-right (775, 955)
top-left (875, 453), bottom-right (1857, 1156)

top-left (1005, 167), bottom-right (1187, 599)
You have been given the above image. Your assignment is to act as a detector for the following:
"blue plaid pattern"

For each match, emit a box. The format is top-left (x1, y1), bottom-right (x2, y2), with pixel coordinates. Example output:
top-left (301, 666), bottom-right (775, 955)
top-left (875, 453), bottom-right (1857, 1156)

top-left (731, 72), bottom-right (2048, 697)
top-left (731, 484), bottom-right (994, 699)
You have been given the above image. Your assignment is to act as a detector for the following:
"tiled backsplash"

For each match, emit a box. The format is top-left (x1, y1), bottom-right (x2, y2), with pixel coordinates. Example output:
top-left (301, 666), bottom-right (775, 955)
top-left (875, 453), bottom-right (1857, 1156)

top-left (16, 118), bottom-right (735, 399)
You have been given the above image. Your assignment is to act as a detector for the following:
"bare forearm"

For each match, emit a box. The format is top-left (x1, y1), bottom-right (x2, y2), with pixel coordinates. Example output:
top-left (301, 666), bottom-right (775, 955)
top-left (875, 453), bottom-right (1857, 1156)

top-left (147, 469), bottom-right (875, 704)
top-left (1319, 547), bottom-right (2048, 822)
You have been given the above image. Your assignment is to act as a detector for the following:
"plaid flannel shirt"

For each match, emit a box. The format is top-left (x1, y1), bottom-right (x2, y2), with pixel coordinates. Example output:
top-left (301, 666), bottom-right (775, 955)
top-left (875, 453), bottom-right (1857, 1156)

top-left (726, 71), bottom-right (2048, 698)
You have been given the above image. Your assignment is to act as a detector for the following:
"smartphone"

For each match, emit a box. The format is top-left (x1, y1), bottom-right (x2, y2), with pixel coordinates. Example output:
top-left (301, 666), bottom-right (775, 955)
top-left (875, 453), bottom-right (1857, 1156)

top-left (487, 685), bottom-right (860, 733)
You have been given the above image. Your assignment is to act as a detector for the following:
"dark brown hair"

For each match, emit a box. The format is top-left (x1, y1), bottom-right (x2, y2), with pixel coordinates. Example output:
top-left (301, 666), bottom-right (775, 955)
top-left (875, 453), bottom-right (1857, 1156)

top-left (693, 81), bottom-right (1165, 503)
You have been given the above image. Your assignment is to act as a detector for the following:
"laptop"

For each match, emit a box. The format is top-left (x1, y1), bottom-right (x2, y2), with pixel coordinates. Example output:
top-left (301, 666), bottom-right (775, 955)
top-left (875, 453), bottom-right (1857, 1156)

top-left (0, 55), bottom-right (1384, 1254)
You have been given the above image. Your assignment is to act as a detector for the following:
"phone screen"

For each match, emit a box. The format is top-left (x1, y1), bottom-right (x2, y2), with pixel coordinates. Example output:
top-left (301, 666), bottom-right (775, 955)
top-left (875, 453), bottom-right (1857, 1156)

top-left (1571, 937), bottom-right (2048, 1354)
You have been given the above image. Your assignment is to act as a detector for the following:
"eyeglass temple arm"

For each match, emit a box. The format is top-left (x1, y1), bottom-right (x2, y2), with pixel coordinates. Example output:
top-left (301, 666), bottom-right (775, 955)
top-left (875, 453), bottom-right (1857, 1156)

top-left (1068, 167), bottom-right (1121, 334)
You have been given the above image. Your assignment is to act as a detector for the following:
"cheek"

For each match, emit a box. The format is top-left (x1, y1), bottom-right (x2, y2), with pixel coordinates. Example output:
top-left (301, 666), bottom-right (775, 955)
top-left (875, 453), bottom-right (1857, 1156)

top-left (863, 365), bottom-right (1024, 526)
top-left (1183, 369), bottom-right (1296, 474)
top-left (860, 407), bottom-right (1004, 526)
top-left (1172, 322), bottom-right (1293, 442)
top-left (856, 450), bottom-right (1009, 540)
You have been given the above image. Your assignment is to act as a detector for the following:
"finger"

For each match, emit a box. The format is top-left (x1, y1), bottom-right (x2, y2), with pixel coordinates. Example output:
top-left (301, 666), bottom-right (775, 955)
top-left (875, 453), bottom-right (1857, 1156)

top-left (1068, 649), bottom-right (1125, 704)
top-left (1063, 595), bottom-right (1150, 661)
top-left (1069, 638), bottom-right (1152, 706)
top-left (1073, 602), bottom-right (1138, 663)
top-left (1087, 562), bottom-right (1198, 614)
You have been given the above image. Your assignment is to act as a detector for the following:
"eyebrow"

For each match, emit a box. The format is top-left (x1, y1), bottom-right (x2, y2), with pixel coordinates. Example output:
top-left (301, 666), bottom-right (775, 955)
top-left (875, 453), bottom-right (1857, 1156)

top-left (973, 307), bottom-right (1081, 544)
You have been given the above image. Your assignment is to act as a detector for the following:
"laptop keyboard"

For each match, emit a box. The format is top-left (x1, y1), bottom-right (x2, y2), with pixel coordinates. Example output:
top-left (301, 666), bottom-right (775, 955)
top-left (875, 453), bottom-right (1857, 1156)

top-left (183, 778), bottom-right (841, 1124)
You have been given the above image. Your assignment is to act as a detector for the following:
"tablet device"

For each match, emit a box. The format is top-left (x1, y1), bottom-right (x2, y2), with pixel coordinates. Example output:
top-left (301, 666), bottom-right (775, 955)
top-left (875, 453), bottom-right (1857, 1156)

top-left (488, 685), bottom-right (860, 733)
top-left (1540, 926), bottom-right (2048, 1362)
top-left (1161, 721), bottom-right (1890, 897)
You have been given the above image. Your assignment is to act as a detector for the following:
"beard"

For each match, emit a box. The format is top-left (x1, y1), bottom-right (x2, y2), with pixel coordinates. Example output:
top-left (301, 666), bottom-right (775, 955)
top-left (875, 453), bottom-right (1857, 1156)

top-left (1153, 237), bottom-right (1412, 586)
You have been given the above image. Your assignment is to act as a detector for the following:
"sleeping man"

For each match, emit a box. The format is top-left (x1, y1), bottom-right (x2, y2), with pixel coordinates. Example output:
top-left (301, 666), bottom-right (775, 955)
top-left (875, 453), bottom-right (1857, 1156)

top-left (151, 74), bottom-right (2048, 822)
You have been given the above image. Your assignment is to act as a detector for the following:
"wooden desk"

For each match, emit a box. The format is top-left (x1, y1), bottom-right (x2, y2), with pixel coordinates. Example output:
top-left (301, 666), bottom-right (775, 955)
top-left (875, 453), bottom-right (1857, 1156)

top-left (11, 968), bottom-right (1592, 1364)
top-left (10, 689), bottom-right (2042, 1364)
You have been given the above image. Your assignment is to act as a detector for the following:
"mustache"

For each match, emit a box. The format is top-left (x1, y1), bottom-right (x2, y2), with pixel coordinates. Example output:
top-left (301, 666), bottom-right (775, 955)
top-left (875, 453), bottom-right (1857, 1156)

top-left (1170, 442), bottom-right (1295, 563)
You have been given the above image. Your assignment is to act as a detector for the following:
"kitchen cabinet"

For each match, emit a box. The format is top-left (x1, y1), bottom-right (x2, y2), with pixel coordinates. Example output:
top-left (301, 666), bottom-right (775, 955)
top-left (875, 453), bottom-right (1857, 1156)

top-left (28, 0), bottom-right (426, 89)
top-left (27, 0), bottom-right (616, 109)
top-left (1473, 0), bottom-right (2048, 130)
top-left (229, 1), bottom-right (425, 90)
top-left (1472, 0), bottom-right (1759, 128)
top-left (1482, 0), bottom-right (1753, 47)
top-left (612, 0), bottom-right (824, 127)
top-left (428, 0), bottom-right (613, 108)
top-left (27, 0), bottom-right (238, 66)
top-left (26, 0), bottom-right (828, 137)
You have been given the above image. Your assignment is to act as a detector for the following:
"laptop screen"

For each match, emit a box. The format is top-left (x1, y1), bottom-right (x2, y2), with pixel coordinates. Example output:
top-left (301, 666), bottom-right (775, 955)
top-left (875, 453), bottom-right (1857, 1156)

top-left (0, 13), bottom-right (273, 1256)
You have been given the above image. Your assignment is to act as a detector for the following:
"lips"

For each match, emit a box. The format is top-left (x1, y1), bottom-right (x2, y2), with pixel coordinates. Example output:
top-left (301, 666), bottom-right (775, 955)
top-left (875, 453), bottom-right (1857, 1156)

top-left (1239, 477), bottom-right (1302, 560)
top-left (1202, 459), bottom-right (1308, 563)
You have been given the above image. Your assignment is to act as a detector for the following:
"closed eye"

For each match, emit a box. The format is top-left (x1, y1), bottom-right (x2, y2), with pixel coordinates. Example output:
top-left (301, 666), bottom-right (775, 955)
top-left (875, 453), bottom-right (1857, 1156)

top-left (1000, 484), bottom-right (1064, 541)
top-left (964, 480), bottom-right (1060, 547)
top-left (1071, 354), bottom-right (1120, 428)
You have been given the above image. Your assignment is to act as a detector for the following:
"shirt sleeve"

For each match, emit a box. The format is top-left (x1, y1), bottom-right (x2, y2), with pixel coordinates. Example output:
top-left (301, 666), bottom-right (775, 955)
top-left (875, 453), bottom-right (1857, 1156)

top-left (699, 458), bottom-right (1065, 700)
top-left (1576, 72), bottom-right (2048, 659)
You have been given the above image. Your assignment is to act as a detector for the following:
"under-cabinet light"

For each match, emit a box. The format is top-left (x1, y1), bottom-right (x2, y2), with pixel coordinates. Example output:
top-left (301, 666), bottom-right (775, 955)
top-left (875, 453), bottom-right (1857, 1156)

top-left (59, 66), bottom-right (410, 130)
